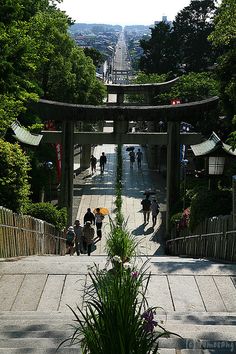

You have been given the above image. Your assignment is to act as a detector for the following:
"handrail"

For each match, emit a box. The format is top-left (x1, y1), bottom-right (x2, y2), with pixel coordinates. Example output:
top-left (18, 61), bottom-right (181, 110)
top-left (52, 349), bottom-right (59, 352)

top-left (166, 232), bottom-right (223, 243)
top-left (166, 230), bottom-right (236, 262)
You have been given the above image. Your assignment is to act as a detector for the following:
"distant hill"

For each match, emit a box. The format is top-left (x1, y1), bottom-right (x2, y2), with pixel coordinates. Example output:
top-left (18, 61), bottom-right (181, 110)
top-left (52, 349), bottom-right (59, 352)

top-left (70, 23), bottom-right (122, 34)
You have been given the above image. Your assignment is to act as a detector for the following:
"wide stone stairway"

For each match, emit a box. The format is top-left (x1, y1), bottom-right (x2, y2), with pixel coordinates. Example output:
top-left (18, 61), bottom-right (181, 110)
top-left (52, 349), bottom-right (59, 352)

top-left (0, 255), bottom-right (236, 353)
top-left (1, 141), bottom-right (236, 353)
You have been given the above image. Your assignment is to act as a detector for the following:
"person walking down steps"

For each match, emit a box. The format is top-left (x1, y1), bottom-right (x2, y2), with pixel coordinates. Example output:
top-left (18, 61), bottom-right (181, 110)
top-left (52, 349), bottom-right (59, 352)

top-left (94, 208), bottom-right (104, 240)
top-left (73, 220), bottom-right (84, 255)
top-left (83, 221), bottom-right (95, 256)
top-left (83, 208), bottom-right (95, 225)
top-left (66, 226), bottom-right (75, 256)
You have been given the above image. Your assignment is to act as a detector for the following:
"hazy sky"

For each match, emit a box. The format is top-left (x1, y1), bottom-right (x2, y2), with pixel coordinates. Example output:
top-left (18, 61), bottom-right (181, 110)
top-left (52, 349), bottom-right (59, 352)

top-left (58, 0), bottom-right (192, 26)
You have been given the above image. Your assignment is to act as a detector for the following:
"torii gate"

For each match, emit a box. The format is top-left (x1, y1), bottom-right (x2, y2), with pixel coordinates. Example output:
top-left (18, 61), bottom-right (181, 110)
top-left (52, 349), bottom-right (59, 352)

top-left (30, 81), bottom-right (219, 238)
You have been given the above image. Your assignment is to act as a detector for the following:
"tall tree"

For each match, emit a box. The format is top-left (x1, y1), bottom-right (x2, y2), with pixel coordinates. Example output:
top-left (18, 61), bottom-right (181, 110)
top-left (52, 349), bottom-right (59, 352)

top-left (173, 0), bottom-right (217, 72)
top-left (139, 22), bottom-right (177, 74)
top-left (209, 0), bottom-right (236, 136)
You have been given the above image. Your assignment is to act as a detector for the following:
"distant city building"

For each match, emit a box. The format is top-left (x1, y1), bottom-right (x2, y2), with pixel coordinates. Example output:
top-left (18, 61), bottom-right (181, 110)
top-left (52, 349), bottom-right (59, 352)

top-left (154, 15), bottom-right (172, 27)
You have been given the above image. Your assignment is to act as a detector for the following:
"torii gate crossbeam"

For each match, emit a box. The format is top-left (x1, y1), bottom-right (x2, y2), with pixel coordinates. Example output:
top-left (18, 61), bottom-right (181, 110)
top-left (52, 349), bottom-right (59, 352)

top-left (29, 95), bottom-right (219, 238)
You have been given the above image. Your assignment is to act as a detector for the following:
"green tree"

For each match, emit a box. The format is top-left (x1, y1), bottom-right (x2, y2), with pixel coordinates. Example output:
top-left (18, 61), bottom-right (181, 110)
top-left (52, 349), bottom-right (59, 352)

top-left (29, 8), bottom-right (105, 104)
top-left (209, 0), bottom-right (236, 144)
top-left (173, 0), bottom-right (218, 72)
top-left (139, 22), bottom-right (176, 74)
top-left (83, 47), bottom-right (106, 67)
top-left (0, 139), bottom-right (31, 212)
top-left (0, 0), bottom-right (105, 212)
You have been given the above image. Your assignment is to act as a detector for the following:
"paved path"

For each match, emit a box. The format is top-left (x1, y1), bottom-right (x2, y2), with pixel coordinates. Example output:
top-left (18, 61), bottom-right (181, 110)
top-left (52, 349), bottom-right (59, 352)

top-left (73, 135), bottom-right (166, 256)
top-left (1, 255), bottom-right (236, 314)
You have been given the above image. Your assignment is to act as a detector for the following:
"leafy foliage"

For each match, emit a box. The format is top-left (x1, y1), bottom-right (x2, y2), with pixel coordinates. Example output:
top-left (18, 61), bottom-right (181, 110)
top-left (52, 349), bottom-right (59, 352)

top-left (106, 221), bottom-right (137, 263)
top-left (0, 139), bottom-right (31, 212)
top-left (0, 0), bottom-right (106, 211)
top-left (173, 0), bottom-right (217, 73)
top-left (139, 22), bottom-right (176, 74)
top-left (83, 47), bottom-right (106, 67)
top-left (25, 202), bottom-right (67, 230)
top-left (189, 188), bottom-right (232, 230)
top-left (139, 0), bottom-right (218, 75)
top-left (209, 0), bottom-right (236, 138)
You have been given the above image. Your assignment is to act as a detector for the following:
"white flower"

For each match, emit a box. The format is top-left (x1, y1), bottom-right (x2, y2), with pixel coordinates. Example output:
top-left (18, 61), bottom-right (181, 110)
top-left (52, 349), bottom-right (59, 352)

top-left (112, 255), bottom-right (122, 263)
top-left (123, 262), bottom-right (132, 270)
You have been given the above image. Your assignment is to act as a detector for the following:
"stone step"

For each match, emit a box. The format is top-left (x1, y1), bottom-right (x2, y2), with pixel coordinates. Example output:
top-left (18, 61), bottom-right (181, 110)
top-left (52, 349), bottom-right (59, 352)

top-left (1, 311), bottom-right (236, 324)
top-left (0, 350), bottom-right (79, 354)
top-left (1, 309), bottom-right (236, 353)
top-left (0, 337), bottom-right (235, 353)
top-left (0, 338), bottom-right (80, 349)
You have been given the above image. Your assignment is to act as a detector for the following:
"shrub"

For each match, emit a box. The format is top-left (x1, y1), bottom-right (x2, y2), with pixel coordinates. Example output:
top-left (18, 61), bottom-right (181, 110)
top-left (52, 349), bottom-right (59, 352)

top-left (25, 202), bottom-right (67, 230)
top-left (189, 188), bottom-right (232, 230)
top-left (0, 139), bottom-right (31, 212)
top-left (170, 212), bottom-right (183, 228)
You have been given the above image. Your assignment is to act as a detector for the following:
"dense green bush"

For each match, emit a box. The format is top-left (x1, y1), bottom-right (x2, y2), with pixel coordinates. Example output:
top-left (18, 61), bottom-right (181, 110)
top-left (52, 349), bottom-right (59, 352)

top-left (189, 188), bottom-right (232, 230)
top-left (25, 202), bottom-right (67, 230)
top-left (0, 139), bottom-right (31, 212)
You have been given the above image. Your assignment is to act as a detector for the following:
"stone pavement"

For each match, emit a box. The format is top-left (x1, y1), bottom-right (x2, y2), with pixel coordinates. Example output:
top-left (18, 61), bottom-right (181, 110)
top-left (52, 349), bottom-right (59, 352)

top-left (0, 255), bottom-right (236, 353)
top-left (73, 136), bottom-right (166, 256)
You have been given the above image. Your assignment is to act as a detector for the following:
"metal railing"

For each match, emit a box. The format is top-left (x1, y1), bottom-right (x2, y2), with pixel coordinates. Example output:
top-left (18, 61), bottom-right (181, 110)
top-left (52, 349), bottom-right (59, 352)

top-left (166, 231), bottom-right (236, 262)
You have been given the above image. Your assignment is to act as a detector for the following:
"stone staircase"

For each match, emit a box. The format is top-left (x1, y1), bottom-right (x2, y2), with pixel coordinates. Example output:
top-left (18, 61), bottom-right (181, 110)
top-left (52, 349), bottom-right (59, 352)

top-left (0, 255), bottom-right (235, 353)
top-left (0, 311), bottom-right (235, 353)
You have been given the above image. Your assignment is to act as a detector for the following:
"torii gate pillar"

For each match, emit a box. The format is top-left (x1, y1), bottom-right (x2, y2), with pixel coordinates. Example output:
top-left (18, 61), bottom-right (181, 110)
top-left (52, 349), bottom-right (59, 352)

top-left (59, 120), bottom-right (74, 225)
top-left (166, 121), bottom-right (181, 238)
top-left (113, 93), bottom-right (129, 134)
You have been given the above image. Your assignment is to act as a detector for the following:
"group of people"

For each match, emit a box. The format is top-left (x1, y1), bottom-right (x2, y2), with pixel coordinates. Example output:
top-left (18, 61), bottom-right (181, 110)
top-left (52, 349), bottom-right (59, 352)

top-left (90, 152), bottom-right (107, 174)
top-left (129, 148), bottom-right (143, 168)
top-left (66, 208), bottom-right (105, 256)
top-left (141, 195), bottom-right (160, 227)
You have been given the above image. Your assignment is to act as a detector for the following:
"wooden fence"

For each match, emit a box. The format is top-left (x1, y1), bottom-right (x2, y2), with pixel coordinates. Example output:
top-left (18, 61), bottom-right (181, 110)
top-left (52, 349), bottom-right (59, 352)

top-left (0, 206), bottom-right (66, 258)
top-left (167, 231), bottom-right (236, 262)
top-left (171, 214), bottom-right (233, 239)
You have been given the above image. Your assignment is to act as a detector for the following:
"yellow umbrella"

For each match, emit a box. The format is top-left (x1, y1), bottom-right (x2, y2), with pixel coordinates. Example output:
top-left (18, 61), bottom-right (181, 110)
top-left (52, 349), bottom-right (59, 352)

top-left (93, 207), bottom-right (110, 215)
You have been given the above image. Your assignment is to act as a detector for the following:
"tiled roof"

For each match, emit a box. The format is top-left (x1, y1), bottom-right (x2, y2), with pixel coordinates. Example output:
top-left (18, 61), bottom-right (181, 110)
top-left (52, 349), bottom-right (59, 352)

top-left (191, 132), bottom-right (236, 156)
top-left (11, 121), bottom-right (43, 146)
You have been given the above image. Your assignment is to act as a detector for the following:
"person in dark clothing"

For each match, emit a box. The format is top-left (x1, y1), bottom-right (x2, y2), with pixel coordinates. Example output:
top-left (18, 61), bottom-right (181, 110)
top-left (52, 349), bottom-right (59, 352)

top-left (136, 148), bottom-right (143, 168)
top-left (99, 152), bottom-right (107, 173)
top-left (141, 195), bottom-right (151, 224)
top-left (83, 221), bottom-right (95, 256)
top-left (83, 208), bottom-right (95, 225)
top-left (90, 155), bottom-right (97, 174)
top-left (66, 226), bottom-right (75, 256)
